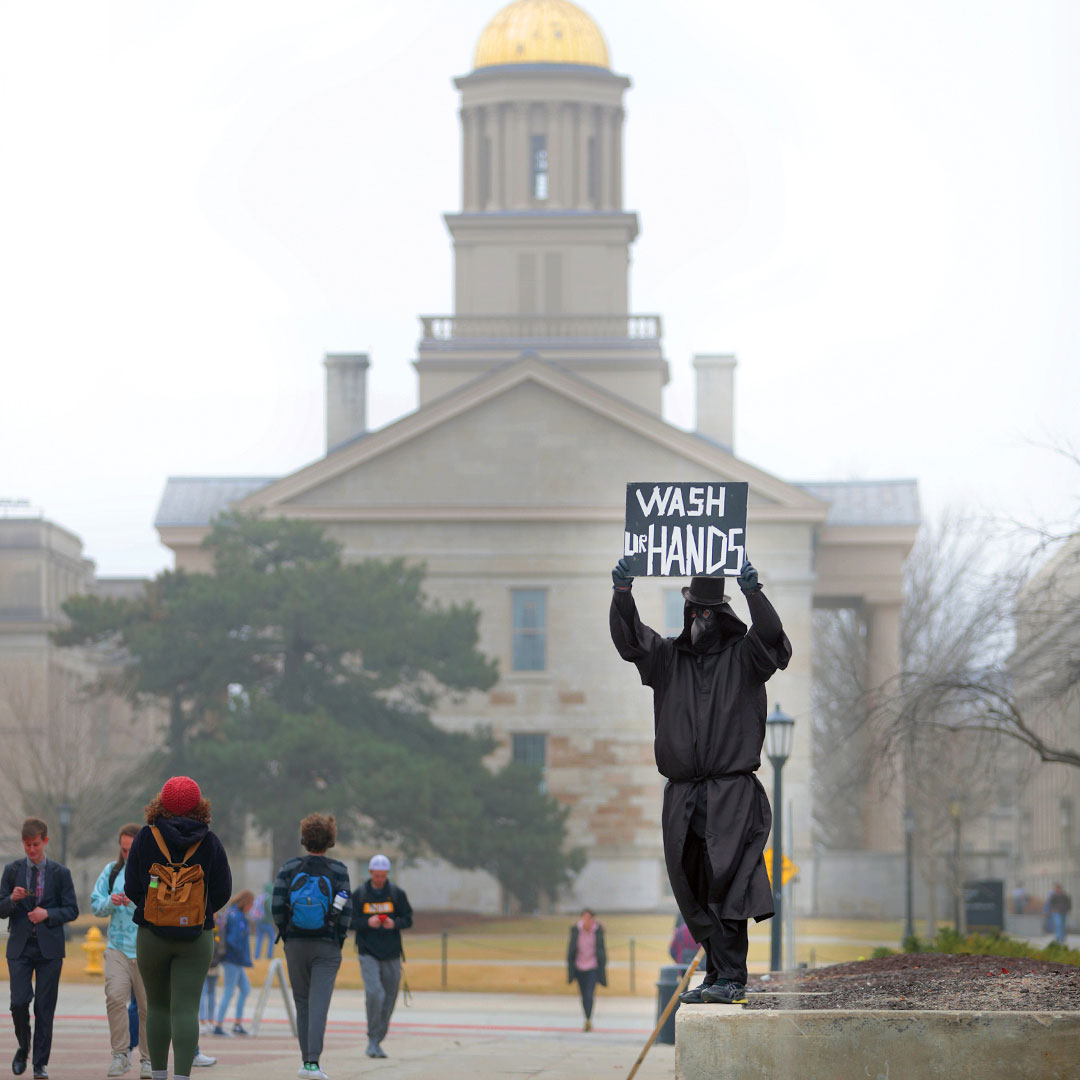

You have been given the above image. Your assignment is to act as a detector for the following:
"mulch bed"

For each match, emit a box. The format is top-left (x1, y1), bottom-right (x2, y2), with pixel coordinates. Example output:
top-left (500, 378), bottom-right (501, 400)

top-left (743, 953), bottom-right (1080, 1011)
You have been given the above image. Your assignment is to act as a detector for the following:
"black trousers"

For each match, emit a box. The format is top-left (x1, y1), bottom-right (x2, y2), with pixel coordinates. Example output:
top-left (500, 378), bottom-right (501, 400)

top-left (575, 970), bottom-right (599, 1020)
top-left (8, 937), bottom-right (63, 1068)
top-left (681, 804), bottom-right (749, 986)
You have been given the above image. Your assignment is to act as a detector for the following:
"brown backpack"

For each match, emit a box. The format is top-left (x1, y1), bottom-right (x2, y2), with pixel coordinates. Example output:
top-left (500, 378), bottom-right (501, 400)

top-left (143, 826), bottom-right (207, 929)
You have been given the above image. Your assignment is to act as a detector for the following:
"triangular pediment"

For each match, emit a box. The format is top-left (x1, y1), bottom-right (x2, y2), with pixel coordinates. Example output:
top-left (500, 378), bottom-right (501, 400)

top-left (237, 358), bottom-right (826, 522)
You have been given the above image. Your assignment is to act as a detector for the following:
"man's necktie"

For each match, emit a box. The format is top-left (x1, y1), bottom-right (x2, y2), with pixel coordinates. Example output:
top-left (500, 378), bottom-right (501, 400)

top-left (28, 864), bottom-right (39, 905)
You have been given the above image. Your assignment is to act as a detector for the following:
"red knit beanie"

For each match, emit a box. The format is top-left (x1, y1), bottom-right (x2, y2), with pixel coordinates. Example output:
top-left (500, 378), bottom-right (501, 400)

top-left (160, 776), bottom-right (201, 815)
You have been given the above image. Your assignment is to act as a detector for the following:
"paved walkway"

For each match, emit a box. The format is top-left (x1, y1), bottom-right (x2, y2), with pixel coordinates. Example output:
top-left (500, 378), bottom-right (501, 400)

top-left (1, 983), bottom-right (674, 1080)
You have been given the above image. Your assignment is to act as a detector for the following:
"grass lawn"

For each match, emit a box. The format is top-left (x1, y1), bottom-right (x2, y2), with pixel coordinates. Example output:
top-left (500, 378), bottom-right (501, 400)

top-left (56, 914), bottom-right (912, 995)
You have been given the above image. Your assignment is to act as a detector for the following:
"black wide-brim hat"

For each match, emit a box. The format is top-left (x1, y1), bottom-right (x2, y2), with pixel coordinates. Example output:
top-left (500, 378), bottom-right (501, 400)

top-left (681, 576), bottom-right (730, 606)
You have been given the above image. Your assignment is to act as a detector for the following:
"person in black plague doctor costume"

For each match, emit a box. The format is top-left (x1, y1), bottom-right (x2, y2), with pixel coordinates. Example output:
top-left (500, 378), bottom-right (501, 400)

top-left (609, 556), bottom-right (791, 1004)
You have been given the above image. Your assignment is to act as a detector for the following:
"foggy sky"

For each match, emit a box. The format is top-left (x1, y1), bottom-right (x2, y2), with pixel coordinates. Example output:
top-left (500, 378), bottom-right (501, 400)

top-left (1, 0), bottom-right (1076, 575)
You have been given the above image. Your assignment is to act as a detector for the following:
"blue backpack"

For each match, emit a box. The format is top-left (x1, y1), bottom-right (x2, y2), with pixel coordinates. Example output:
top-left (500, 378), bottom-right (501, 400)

top-left (288, 861), bottom-right (332, 932)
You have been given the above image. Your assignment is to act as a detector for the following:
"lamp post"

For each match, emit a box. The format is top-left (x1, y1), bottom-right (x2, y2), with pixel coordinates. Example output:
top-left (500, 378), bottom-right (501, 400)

top-left (58, 802), bottom-right (73, 942)
top-left (766, 703), bottom-right (794, 972)
top-left (903, 808), bottom-right (916, 944)
top-left (58, 802), bottom-right (73, 867)
top-left (948, 797), bottom-right (963, 933)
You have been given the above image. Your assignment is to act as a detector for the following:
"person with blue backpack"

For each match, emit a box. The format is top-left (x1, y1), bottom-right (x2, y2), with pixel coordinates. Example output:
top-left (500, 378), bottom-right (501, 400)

top-left (212, 890), bottom-right (254, 1035)
top-left (272, 814), bottom-right (353, 1080)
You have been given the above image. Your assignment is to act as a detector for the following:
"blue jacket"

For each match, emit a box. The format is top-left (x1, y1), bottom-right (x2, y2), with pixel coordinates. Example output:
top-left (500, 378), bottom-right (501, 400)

top-left (91, 860), bottom-right (139, 958)
top-left (222, 905), bottom-right (252, 967)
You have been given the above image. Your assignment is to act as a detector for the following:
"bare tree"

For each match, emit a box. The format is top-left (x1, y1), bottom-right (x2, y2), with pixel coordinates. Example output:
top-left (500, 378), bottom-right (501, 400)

top-left (0, 657), bottom-right (159, 855)
top-left (813, 511), bottom-right (1033, 928)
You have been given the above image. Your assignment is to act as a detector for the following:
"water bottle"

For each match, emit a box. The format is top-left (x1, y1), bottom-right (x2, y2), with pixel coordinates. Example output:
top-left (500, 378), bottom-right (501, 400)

top-left (332, 891), bottom-right (349, 918)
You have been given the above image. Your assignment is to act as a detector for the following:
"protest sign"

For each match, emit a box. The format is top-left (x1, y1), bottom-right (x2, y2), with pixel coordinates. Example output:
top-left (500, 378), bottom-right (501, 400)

top-left (623, 482), bottom-right (748, 577)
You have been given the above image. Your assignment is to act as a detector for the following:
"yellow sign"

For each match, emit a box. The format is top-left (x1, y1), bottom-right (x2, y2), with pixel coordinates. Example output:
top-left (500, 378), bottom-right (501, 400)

top-left (763, 850), bottom-right (799, 887)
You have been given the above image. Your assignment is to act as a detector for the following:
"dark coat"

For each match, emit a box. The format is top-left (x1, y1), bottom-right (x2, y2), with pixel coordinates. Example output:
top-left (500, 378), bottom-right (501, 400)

top-left (610, 589), bottom-right (791, 941)
top-left (567, 922), bottom-right (607, 986)
top-left (124, 817), bottom-right (232, 940)
top-left (0, 858), bottom-right (79, 960)
top-left (351, 879), bottom-right (413, 961)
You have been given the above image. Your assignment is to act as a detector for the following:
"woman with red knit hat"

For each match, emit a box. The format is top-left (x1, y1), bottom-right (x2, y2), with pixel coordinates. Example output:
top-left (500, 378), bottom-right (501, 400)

top-left (124, 777), bottom-right (232, 1080)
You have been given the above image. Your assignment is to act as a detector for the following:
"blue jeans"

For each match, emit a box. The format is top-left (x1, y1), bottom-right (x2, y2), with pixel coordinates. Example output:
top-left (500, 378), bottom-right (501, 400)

top-left (216, 963), bottom-right (250, 1025)
top-left (254, 923), bottom-right (275, 959)
top-left (200, 972), bottom-right (218, 1023)
top-left (1051, 911), bottom-right (1067, 943)
top-left (128, 991), bottom-right (138, 1050)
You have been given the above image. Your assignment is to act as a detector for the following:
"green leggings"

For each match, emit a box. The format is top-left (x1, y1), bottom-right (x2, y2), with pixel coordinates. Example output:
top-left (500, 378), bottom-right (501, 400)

top-left (135, 926), bottom-right (213, 1075)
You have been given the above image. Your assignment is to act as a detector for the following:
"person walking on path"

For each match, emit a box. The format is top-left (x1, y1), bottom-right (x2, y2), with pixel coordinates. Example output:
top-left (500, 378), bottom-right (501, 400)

top-left (610, 558), bottom-right (791, 1006)
top-left (124, 776), bottom-right (232, 1080)
top-left (566, 909), bottom-right (607, 1031)
top-left (0, 816), bottom-right (79, 1079)
top-left (212, 890), bottom-right (254, 1035)
top-left (252, 883), bottom-right (276, 959)
top-left (91, 823), bottom-right (151, 1078)
top-left (351, 854), bottom-right (412, 1059)
top-left (199, 912), bottom-right (225, 1036)
top-left (669, 914), bottom-right (698, 965)
top-left (1045, 883), bottom-right (1072, 944)
top-left (273, 813), bottom-right (353, 1080)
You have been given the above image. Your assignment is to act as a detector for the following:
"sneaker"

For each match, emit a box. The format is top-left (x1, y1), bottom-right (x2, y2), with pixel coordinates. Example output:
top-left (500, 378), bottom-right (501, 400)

top-left (365, 1041), bottom-right (378, 1058)
top-left (679, 981), bottom-right (711, 1004)
top-left (700, 979), bottom-right (748, 1005)
top-left (301, 1067), bottom-right (329, 1080)
top-left (211, 1024), bottom-right (229, 1036)
top-left (192, 1051), bottom-right (217, 1067)
top-left (372, 1044), bottom-right (387, 1059)
top-left (108, 1054), bottom-right (131, 1077)
top-left (232, 1023), bottom-right (249, 1036)
top-left (139, 1062), bottom-right (152, 1079)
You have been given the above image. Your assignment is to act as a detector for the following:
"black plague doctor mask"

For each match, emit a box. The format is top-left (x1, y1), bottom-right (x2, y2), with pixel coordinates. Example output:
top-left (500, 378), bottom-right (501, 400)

top-left (680, 576), bottom-right (746, 653)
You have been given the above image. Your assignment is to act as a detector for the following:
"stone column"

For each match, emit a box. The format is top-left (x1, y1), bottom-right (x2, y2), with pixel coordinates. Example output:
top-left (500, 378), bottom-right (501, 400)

top-left (514, 102), bottom-right (530, 208)
top-left (493, 103), bottom-right (507, 208)
top-left (599, 106), bottom-right (615, 209)
top-left (461, 107), bottom-right (476, 211)
top-left (613, 107), bottom-right (625, 209)
top-left (576, 103), bottom-right (591, 209)
top-left (862, 601), bottom-right (905, 850)
top-left (558, 102), bottom-right (573, 210)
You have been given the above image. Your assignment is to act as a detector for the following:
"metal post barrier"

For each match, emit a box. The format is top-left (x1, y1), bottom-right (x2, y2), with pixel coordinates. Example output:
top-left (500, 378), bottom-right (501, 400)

top-left (251, 957), bottom-right (297, 1037)
top-left (441, 930), bottom-right (448, 989)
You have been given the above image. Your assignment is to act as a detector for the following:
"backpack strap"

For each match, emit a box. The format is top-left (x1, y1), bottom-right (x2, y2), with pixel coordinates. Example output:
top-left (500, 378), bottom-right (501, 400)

top-left (150, 825), bottom-right (204, 866)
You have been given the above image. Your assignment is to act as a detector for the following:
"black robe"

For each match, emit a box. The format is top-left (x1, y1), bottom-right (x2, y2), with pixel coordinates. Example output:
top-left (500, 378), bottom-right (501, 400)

top-left (610, 588), bottom-right (791, 943)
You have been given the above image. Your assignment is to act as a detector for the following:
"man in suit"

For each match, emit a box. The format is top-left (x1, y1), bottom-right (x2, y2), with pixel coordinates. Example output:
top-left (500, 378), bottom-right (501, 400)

top-left (0, 818), bottom-right (79, 1079)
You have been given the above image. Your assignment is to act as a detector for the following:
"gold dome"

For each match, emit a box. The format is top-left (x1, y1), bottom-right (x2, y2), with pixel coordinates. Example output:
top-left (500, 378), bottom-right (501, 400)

top-left (474, 0), bottom-right (610, 70)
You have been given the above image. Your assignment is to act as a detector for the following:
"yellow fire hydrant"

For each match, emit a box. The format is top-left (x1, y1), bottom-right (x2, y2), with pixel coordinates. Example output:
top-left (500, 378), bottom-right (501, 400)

top-left (82, 925), bottom-right (105, 976)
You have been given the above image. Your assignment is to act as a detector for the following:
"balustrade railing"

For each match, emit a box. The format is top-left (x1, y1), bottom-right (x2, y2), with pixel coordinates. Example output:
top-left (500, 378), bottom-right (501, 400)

top-left (420, 313), bottom-right (662, 342)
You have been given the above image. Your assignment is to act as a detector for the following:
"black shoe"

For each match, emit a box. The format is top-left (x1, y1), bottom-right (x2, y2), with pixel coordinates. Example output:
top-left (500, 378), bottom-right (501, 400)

top-left (12, 1049), bottom-right (27, 1076)
top-left (678, 981), bottom-right (711, 1004)
top-left (700, 979), bottom-right (748, 1005)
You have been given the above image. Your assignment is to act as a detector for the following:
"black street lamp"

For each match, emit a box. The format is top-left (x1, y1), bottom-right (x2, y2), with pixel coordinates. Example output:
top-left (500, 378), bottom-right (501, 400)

top-left (949, 797), bottom-right (963, 933)
top-left (903, 808), bottom-right (916, 944)
top-left (58, 802), bottom-right (73, 868)
top-left (766, 703), bottom-right (795, 972)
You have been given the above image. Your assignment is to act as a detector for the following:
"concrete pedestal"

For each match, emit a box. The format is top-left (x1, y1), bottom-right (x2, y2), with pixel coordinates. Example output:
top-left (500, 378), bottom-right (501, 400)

top-left (675, 1006), bottom-right (1080, 1080)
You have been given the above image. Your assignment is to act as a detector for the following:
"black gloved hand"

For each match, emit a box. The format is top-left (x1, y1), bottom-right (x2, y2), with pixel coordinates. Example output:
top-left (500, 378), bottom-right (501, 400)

top-left (612, 557), bottom-right (634, 591)
top-left (738, 558), bottom-right (761, 594)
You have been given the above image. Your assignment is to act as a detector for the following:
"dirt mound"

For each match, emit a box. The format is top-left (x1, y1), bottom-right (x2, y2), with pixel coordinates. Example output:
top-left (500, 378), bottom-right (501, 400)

top-left (744, 952), bottom-right (1080, 1011)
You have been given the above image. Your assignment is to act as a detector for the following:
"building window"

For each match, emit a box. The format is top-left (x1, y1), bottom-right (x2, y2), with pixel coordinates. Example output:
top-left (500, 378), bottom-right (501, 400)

top-left (512, 732), bottom-right (547, 768)
top-left (664, 589), bottom-right (685, 637)
top-left (512, 732), bottom-right (547, 792)
top-left (531, 134), bottom-right (548, 200)
top-left (512, 589), bottom-right (546, 671)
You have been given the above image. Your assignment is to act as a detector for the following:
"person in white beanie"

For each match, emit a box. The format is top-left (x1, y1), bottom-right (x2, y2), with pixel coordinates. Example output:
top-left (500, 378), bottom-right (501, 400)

top-left (350, 855), bottom-right (412, 1059)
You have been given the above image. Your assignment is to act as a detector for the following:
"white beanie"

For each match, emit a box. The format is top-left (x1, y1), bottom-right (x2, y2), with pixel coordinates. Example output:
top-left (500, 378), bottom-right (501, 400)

top-left (369, 854), bottom-right (391, 872)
